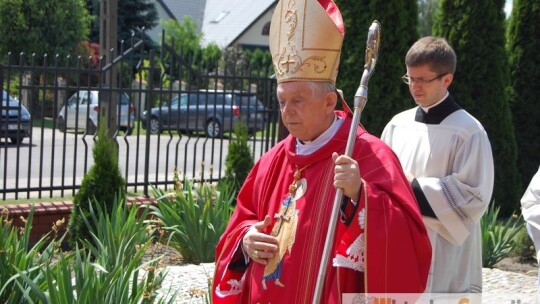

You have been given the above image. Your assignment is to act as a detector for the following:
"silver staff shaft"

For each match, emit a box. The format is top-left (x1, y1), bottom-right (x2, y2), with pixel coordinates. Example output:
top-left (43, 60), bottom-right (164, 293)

top-left (312, 20), bottom-right (380, 304)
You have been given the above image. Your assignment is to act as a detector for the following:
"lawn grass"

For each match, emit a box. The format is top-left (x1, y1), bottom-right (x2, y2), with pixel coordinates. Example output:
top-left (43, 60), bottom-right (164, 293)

top-left (32, 117), bottom-right (56, 129)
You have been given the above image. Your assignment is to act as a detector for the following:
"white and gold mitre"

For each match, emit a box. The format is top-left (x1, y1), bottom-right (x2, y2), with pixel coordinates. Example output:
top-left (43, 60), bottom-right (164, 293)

top-left (269, 0), bottom-right (345, 84)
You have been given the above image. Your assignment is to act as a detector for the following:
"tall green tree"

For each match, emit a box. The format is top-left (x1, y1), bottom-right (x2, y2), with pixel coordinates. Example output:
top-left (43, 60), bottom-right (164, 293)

top-left (433, 0), bottom-right (521, 215)
top-left (161, 16), bottom-right (222, 84)
top-left (202, 42), bottom-right (222, 72)
top-left (506, 0), bottom-right (540, 191)
top-left (0, 0), bottom-right (91, 61)
top-left (86, 0), bottom-right (158, 47)
top-left (335, 0), bottom-right (419, 136)
top-left (162, 17), bottom-right (204, 62)
top-left (249, 48), bottom-right (273, 74)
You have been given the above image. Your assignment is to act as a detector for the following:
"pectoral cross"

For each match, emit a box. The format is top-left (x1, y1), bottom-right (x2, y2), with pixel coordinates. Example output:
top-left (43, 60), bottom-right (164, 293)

top-left (272, 197), bottom-right (293, 236)
top-left (271, 165), bottom-right (308, 236)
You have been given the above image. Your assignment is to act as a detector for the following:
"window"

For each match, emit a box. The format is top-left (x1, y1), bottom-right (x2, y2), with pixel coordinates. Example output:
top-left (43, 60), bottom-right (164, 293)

top-left (262, 22), bottom-right (271, 36)
top-left (210, 11), bottom-right (230, 24)
top-left (170, 96), bottom-right (180, 108)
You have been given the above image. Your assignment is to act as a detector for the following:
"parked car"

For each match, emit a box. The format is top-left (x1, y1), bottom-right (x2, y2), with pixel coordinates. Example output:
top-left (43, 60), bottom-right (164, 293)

top-left (57, 90), bottom-right (135, 135)
top-left (141, 90), bottom-right (267, 138)
top-left (0, 91), bottom-right (31, 144)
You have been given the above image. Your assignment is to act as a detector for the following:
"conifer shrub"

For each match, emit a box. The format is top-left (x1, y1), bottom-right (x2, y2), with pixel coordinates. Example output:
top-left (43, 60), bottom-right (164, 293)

top-left (67, 110), bottom-right (126, 246)
top-left (506, 0), bottom-right (540, 191)
top-left (221, 121), bottom-right (254, 197)
top-left (433, 0), bottom-right (521, 215)
top-left (334, 0), bottom-right (419, 136)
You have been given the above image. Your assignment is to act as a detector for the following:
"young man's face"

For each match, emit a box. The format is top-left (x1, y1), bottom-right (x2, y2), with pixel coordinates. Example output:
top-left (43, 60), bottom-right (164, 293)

top-left (276, 81), bottom-right (336, 142)
top-left (405, 64), bottom-right (453, 107)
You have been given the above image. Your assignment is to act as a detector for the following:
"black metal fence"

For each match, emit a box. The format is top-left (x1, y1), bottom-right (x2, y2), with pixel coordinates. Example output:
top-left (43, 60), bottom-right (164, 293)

top-left (0, 35), bottom-right (281, 200)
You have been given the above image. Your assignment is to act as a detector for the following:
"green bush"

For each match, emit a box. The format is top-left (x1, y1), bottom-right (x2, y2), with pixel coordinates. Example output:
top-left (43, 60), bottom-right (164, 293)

top-left (481, 203), bottom-right (522, 268)
top-left (68, 110), bottom-right (126, 246)
top-left (512, 223), bottom-right (537, 263)
top-left (148, 179), bottom-right (235, 264)
top-left (221, 121), bottom-right (254, 197)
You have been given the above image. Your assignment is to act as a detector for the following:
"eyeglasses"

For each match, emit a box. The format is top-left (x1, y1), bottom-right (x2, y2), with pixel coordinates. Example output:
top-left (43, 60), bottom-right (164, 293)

top-left (402, 73), bottom-right (447, 85)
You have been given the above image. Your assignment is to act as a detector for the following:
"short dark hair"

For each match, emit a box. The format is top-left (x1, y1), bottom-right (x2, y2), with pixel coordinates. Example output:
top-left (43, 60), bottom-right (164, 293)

top-left (405, 36), bottom-right (456, 75)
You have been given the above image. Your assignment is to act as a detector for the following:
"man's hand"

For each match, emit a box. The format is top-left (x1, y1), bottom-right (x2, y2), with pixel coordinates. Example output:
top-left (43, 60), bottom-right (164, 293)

top-left (332, 152), bottom-right (362, 201)
top-left (242, 215), bottom-right (279, 265)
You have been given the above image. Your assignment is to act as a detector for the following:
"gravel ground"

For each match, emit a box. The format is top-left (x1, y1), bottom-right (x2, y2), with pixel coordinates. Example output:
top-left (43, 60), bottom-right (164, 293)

top-left (145, 245), bottom-right (539, 303)
top-left (157, 264), bottom-right (538, 303)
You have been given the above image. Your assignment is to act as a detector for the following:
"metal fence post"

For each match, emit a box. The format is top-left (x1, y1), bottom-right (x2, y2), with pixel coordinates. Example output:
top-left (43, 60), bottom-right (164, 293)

top-left (55, 77), bottom-right (66, 119)
top-left (131, 79), bottom-right (146, 119)
top-left (21, 73), bottom-right (32, 111)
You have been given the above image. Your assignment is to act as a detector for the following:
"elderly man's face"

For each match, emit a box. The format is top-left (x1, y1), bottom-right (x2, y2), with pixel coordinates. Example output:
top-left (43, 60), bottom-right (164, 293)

top-left (277, 81), bottom-right (336, 142)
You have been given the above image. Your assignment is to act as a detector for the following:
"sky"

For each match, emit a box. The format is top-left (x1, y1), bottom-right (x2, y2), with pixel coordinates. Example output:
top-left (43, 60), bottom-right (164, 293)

top-left (505, 0), bottom-right (513, 17)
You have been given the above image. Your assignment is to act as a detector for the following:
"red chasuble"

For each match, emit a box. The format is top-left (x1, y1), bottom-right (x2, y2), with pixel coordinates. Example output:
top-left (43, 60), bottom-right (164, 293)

top-left (213, 111), bottom-right (431, 303)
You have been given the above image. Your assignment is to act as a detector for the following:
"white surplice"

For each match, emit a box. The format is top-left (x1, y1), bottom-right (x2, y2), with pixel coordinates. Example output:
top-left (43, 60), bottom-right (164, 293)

top-left (521, 166), bottom-right (540, 289)
top-left (381, 100), bottom-right (494, 293)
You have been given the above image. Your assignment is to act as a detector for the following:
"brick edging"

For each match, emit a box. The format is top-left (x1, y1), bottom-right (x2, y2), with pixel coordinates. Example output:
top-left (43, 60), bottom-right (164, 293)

top-left (1, 196), bottom-right (155, 243)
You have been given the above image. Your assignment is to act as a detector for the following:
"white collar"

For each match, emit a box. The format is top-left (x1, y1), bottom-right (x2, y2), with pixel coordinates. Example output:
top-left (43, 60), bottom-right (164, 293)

top-left (421, 91), bottom-right (449, 113)
top-left (296, 115), bottom-right (343, 155)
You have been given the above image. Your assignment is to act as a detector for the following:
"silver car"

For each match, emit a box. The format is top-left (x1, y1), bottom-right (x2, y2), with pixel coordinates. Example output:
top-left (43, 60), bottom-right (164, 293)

top-left (57, 90), bottom-right (135, 135)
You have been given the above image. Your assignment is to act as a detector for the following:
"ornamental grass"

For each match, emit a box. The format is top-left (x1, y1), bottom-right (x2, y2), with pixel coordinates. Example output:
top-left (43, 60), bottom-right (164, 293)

top-left (481, 203), bottom-right (523, 268)
top-left (147, 177), bottom-right (235, 264)
top-left (0, 197), bottom-right (177, 304)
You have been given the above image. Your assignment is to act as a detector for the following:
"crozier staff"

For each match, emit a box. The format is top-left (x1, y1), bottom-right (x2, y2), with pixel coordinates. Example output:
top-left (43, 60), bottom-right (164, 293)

top-left (212, 0), bottom-right (431, 303)
top-left (313, 19), bottom-right (380, 303)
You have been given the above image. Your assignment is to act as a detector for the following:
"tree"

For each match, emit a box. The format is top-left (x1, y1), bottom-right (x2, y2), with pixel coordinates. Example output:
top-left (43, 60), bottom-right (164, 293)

top-left (246, 48), bottom-right (273, 77)
top-left (162, 17), bottom-right (203, 61)
top-left (0, 0), bottom-right (91, 61)
top-left (433, 0), bottom-right (521, 215)
top-left (202, 42), bottom-right (222, 72)
top-left (221, 122), bottom-right (254, 199)
top-left (68, 109), bottom-right (126, 245)
top-left (86, 0), bottom-right (158, 48)
top-left (335, 0), bottom-right (419, 136)
top-left (506, 0), bottom-right (540, 192)
top-left (159, 17), bottom-right (220, 86)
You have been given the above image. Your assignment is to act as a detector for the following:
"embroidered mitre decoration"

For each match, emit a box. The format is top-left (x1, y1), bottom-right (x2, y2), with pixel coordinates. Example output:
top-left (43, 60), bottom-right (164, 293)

top-left (269, 0), bottom-right (344, 84)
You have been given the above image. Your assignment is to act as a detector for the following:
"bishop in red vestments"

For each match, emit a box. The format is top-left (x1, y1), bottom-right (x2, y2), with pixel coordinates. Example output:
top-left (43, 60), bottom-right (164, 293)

top-left (212, 0), bottom-right (431, 303)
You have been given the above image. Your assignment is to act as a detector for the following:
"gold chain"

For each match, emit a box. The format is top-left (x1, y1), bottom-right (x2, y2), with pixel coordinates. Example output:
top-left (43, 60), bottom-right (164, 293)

top-left (288, 164), bottom-right (310, 195)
